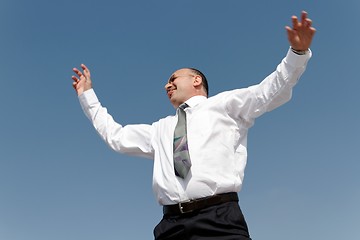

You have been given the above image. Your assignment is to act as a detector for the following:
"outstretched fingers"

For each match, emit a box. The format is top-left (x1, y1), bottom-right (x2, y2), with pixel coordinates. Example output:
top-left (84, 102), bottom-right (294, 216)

top-left (73, 67), bottom-right (84, 79)
top-left (285, 11), bottom-right (316, 51)
top-left (71, 64), bottom-right (93, 96)
top-left (290, 11), bottom-right (310, 31)
top-left (72, 65), bottom-right (90, 83)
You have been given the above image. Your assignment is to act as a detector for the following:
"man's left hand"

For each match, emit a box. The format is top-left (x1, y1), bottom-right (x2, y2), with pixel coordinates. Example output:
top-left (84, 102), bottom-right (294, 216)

top-left (286, 11), bottom-right (316, 51)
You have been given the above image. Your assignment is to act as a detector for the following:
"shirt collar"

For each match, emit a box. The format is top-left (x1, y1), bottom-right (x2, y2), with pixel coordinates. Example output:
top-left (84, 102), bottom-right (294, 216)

top-left (184, 95), bottom-right (207, 108)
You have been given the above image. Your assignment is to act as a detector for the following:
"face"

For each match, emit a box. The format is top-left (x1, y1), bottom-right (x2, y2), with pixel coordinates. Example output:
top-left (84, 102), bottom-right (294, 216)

top-left (165, 69), bottom-right (196, 108)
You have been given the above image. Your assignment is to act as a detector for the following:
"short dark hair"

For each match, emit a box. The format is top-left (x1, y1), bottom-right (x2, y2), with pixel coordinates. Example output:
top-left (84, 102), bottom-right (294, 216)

top-left (189, 68), bottom-right (209, 97)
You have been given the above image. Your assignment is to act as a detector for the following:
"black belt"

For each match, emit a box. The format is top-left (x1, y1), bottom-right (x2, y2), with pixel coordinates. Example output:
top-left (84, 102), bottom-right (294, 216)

top-left (163, 192), bottom-right (238, 216)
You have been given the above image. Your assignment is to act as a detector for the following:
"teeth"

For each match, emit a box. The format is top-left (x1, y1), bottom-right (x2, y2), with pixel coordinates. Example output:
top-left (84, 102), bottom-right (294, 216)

top-left (167, 88), bottom-right (176, 93)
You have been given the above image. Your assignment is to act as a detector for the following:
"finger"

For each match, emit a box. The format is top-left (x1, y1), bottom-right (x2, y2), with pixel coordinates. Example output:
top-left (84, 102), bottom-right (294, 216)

top-left (285, 26), bottom-right (296, 40)
top-left (309, 27), bottom-right (317, 37)
top-left (72, 81), bottom-right (77, 90)
top-left (301, 11), bottom-right (308, 24)
top-left (291, 16), bottom-right (299, 30)
top-left (285, 26), bottom-right (291, 32)
top-left (81, 64), bottom-right (91, 78)
top-left (72, 75), bottom-right (79, 82)
top-left (72, 67), bottom-right (83, 78)
top-left (305, 18), bottom-right (312, 28)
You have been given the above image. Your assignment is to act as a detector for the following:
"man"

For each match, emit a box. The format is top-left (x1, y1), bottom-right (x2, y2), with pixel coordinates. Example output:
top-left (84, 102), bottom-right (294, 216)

top-left (71, 11), bottom-right (315, 240)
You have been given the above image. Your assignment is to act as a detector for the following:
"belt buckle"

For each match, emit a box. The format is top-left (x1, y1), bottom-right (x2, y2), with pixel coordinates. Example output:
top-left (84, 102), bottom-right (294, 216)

top-left (178, 200), bottom-right (192, 214)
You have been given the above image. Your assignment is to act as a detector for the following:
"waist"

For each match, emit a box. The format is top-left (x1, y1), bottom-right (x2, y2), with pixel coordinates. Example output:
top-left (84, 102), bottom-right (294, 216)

top-left (163, 192), bottom-right (238, 216)
top-left (153, 175), bottom-right (245, 205)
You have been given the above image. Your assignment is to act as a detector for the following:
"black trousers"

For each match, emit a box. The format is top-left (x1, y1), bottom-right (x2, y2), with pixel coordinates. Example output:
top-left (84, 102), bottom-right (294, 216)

top-left (154, 201), bottom-right (251, 240)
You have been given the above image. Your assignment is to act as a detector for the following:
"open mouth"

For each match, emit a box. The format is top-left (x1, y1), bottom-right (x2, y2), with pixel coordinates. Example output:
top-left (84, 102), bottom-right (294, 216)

top-left (167, 88), bottom-right (176, 98)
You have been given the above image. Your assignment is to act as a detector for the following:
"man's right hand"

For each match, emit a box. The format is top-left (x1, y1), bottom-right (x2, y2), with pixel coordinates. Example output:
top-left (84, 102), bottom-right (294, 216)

top-left (72, 64), bottom-right (93, 96)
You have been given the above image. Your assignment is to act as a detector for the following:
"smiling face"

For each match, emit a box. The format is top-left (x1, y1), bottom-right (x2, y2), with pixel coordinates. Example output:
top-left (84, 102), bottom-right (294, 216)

top-left (164, 68), bottom-right (207, 108)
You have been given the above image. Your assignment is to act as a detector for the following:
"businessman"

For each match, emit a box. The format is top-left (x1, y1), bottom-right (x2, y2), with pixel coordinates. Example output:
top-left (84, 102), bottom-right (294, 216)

top-left (72, 11), bottom-right (316, 240)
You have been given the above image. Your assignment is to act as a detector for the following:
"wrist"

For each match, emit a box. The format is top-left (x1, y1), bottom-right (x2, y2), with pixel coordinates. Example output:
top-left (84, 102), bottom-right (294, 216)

top-left (291, 47), bottom-right (308, 55)
top-left (77, 87), bottom-right (93, 96)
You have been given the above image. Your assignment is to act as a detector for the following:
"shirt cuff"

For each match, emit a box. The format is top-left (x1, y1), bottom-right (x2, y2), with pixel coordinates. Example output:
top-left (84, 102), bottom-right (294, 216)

top-left (78, 88), bottom-right (99, 108)
top-left (285, 47), bottom-right (312, 68)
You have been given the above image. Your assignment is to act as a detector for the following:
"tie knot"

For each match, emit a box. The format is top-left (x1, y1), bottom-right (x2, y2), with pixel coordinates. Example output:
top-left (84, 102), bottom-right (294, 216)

top-left (179, 103), bottom-right (189, 110)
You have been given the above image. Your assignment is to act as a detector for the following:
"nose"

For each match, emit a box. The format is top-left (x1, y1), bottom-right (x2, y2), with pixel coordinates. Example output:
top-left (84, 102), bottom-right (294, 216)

top-left (165, 82), bottom-right (172, 91)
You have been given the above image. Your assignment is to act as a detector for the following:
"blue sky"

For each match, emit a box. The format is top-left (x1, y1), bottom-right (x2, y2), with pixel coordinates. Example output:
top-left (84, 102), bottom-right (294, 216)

top-left (1, 0), bottom-right (359, 239)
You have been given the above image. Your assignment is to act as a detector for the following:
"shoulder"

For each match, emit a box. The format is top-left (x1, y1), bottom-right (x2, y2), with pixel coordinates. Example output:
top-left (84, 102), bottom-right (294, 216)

top-left (207, 88), bottom-right (254, 104)
top-left (153, 114), bottom-right (175, 126)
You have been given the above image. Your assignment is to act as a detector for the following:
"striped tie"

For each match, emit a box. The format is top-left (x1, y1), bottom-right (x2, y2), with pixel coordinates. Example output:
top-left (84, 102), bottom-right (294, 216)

top-left (173, 103), bottom-right (191, 178)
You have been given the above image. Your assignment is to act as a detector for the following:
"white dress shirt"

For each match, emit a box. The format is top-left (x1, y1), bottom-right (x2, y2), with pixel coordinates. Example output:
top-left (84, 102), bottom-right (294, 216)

top-left (79, 48), bottom-right (312, 205)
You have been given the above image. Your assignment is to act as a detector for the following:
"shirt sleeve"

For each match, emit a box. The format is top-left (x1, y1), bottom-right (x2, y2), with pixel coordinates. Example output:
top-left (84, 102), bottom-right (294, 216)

top-left (78, 89), bottom-right (154, 159)
top-left (226, 47), bottom-right (312, 121)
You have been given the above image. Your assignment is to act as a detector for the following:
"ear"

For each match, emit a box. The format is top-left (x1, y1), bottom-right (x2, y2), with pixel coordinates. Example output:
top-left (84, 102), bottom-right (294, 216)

top-left (193, 75), bottom-right (202, 88)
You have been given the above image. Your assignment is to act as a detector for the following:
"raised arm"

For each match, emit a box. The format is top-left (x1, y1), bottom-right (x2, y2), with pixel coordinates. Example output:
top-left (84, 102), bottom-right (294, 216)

top-left (227, 11), bottom-right (316, 121)
top-left (286, 11), bottom-right (316, 52)
top-left (71, 64), bottom-right (154, 159)
top-left (72, 64), bottom-right (93, 96)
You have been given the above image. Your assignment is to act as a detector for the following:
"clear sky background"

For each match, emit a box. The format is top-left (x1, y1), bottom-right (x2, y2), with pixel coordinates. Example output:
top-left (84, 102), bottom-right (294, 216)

top-left (0, 0), bottom-right (359, 239)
